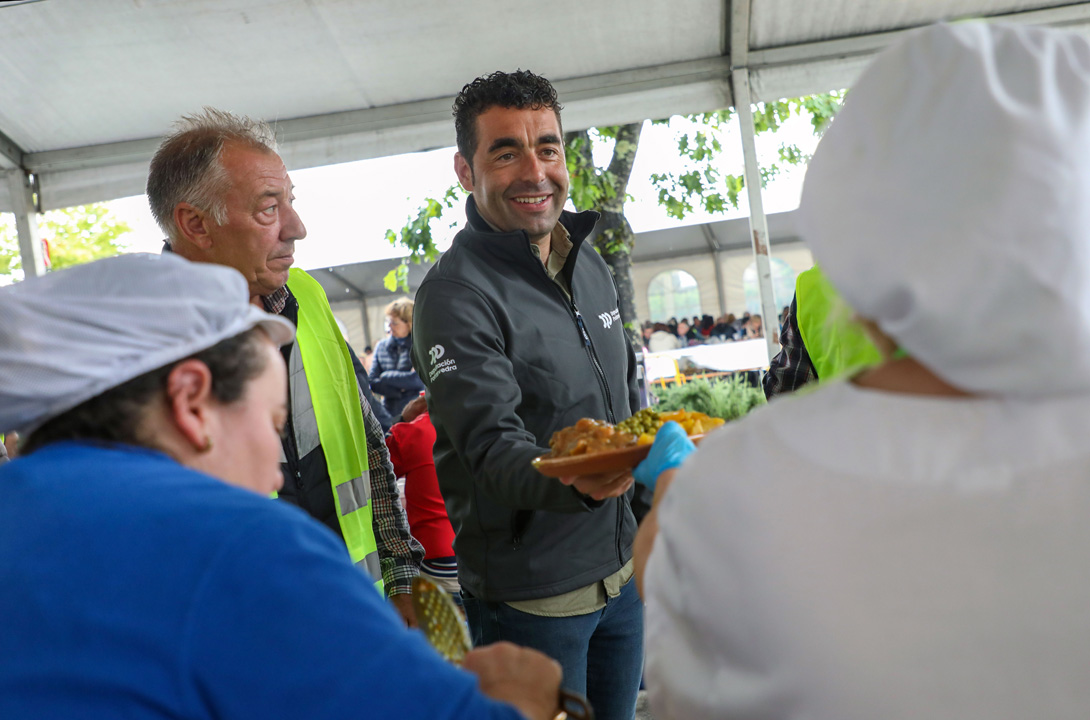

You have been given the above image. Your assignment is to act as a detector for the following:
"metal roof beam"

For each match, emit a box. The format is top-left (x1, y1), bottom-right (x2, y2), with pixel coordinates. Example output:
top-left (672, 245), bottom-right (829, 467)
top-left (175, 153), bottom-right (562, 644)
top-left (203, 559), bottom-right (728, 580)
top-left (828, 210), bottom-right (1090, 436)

top-left (324, 267), bottom-right (368, 298)
top-left (634, 234), bottom-right (802, 264)
top-left (0, 128), bottom-right (25, 171)
top-left (700, 223), bottom-right (722, 252)
top-left (560, 57), bottom-right (731, 103)
top-left (22, 56), bottom-right (734, 177)
top-left (26, 137), bottom-right (159, 174)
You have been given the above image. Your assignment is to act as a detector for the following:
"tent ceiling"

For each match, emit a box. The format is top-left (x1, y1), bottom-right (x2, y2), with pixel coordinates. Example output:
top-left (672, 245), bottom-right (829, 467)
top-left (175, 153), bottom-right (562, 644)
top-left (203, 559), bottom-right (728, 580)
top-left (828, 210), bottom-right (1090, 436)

top-left (2, 0), bottom-right (1089, 212)
top-left (749, 0), bottom-right (1074, 47)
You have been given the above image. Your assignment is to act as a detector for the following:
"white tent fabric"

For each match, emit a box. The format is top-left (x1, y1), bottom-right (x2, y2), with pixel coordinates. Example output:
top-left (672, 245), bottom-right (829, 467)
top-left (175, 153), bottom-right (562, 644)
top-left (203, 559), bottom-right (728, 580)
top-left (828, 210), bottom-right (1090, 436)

top-left (2, 0), bottom-right (1089, 213)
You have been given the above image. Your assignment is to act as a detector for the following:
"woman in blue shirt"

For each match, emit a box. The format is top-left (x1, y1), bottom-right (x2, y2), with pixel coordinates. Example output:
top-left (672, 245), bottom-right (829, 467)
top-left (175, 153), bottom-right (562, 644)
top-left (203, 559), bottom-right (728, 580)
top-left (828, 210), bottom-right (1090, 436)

top-left (0, 253), bottom-right (562, 720)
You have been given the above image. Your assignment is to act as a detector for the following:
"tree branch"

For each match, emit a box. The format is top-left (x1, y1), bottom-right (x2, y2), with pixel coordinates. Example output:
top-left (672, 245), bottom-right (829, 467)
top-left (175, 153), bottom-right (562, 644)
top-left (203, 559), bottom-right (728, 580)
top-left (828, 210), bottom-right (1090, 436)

top-left (564, 129), bottom-right (595, 170)
top-left (602, 122), bottom-right (643, 213)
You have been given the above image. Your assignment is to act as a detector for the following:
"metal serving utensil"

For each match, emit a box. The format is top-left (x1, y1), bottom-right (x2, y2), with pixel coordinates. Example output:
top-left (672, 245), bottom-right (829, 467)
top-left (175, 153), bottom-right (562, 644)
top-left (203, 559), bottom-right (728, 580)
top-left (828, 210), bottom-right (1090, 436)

top-left (412, 575), bottom-right (594, 720)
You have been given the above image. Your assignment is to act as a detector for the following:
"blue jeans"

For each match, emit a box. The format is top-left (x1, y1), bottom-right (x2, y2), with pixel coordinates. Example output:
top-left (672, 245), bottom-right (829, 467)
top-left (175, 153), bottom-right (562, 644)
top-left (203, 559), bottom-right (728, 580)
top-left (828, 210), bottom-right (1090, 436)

top-left (462, 579), bottom-right (644, 720)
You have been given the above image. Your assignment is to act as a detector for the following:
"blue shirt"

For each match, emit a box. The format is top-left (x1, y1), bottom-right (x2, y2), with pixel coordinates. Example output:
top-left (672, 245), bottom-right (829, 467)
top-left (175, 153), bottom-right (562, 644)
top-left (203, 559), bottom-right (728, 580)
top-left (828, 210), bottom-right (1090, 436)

top-left (0, 442), bottom-right (521, 719)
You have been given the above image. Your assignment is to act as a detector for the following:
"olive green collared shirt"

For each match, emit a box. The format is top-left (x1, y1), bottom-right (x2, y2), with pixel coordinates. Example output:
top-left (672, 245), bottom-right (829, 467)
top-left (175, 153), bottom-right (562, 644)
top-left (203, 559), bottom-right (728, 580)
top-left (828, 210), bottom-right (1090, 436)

top-left (529, 224), bottom-right (573, 297)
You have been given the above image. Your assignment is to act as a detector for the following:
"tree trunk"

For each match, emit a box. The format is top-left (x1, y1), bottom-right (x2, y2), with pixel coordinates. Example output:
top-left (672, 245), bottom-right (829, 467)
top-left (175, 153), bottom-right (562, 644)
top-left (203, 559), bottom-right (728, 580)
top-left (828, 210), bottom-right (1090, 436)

top-left (591, 212), bottom-right (640, 345)
top-left (597, 123), bottom-right (643, 345)
top-left (564, 122), bottom-right (644, 346)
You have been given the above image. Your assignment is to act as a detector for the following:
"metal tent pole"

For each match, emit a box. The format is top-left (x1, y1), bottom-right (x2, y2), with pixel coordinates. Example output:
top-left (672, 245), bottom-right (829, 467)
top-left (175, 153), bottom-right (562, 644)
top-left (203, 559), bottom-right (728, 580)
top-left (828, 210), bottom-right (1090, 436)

top-left (732, 71), bottom-right (780, 360)
top-left (730, 0), bottom-right (779, 361)
top-left (7, 170), bottom-right (45, 279)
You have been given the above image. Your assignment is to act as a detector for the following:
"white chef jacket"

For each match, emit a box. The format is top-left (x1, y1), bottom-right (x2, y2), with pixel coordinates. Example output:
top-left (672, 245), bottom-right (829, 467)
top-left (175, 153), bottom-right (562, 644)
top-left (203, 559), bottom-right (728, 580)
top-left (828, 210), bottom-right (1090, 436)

top-left (645, 380), bottom-right (1090, 720)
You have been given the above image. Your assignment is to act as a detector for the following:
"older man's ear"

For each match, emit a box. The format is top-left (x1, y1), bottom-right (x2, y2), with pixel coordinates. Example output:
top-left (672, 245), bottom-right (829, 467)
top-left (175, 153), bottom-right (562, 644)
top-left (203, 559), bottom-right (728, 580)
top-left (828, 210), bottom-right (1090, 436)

top-left (171, 203), bottom-right (213, 251)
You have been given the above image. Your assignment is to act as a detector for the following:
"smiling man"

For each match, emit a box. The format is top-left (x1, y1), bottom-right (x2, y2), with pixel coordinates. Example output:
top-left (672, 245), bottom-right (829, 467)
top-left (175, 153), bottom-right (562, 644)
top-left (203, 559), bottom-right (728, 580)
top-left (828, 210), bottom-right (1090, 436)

top-left (147, 109), bottom-right (424, 626)
top-left (412, 71), bottom-right (643, 720)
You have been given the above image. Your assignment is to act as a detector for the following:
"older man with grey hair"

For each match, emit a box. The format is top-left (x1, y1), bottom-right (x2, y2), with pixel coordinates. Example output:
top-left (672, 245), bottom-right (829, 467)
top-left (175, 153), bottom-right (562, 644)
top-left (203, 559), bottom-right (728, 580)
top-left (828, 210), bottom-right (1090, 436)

top-left (147, 108), bottom-right (424, 625)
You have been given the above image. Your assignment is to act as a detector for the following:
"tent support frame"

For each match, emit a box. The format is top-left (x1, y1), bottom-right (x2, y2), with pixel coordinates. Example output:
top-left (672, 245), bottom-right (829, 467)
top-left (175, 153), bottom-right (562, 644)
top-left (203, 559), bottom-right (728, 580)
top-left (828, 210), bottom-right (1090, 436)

top-left (730, 0), bottom-right (780, 361)
top-left (7, 169), bottom-right (45, 279)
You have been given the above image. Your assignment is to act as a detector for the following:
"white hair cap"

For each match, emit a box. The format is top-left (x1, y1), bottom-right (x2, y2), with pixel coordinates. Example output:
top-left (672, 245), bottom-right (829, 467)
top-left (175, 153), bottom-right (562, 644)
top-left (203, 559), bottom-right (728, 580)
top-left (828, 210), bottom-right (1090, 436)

top-left (798, 22), bottom-right (1090, 397)
top-left (0, 253), bottom-right (295, 434)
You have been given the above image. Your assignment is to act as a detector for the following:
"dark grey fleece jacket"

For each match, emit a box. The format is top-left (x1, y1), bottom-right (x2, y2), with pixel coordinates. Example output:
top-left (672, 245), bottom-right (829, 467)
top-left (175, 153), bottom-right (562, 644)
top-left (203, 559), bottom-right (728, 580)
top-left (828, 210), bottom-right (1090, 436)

top-left (412, 197), bottom-right (639, 602)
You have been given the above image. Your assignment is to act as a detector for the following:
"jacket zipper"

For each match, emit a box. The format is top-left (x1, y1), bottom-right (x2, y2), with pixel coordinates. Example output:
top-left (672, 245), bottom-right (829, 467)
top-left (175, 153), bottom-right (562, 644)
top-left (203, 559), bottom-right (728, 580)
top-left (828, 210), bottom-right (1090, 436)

top-left (570, 298), bottom-right (616, 424)
top-left (566, 292), bottom-right (625, 564)
top-left (525, 234), bottom-right (628, 567)
top-left (531, 246), bottom-right (616, 424)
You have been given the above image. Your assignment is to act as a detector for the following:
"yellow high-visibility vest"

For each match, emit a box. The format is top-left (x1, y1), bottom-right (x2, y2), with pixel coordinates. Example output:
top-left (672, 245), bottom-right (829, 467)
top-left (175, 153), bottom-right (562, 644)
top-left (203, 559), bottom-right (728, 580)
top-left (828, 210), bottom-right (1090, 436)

top-left (795, 266), bottom-right (883, 382)
top-left (275, 268), bottom-right (383, 594)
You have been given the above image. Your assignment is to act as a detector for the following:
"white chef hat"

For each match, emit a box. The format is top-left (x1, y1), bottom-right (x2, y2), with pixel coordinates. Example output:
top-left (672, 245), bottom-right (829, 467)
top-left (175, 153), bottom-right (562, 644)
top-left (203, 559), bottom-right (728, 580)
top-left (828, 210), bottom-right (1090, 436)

top-left (798, 21), bottom-right (1090, 397)
top-left (0, 253), bottom-right (295, 434)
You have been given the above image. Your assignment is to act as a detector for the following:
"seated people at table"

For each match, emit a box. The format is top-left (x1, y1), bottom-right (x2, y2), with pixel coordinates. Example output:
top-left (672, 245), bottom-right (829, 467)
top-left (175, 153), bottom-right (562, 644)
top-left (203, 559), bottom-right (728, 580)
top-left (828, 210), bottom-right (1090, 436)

top-left (676, 319), bottom-right (700, 346)
top-left (698, 314), bottom-right (715, 338)
top-left (604, 22), bottom-right (1090, 720)
top-left (0, 253), bottom-right (564, 720)
top-left (647, 322), bottom-right (681, 353)
top-left (711, 313), bottom-right (736, 341)
top-left (739, 313), bottom-right (763, 339)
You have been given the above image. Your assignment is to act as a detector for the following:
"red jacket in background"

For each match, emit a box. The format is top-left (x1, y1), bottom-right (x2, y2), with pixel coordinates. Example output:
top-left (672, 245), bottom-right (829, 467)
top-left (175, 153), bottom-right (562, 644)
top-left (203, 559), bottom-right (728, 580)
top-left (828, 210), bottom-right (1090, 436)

top-left (385, 412), bottom-right (455, 560)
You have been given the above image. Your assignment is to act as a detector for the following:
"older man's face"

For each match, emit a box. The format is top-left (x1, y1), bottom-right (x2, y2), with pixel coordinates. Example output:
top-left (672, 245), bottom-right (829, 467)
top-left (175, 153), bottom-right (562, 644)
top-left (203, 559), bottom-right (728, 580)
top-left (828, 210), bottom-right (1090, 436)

top-left (206, 142), bottom-right (306, 299)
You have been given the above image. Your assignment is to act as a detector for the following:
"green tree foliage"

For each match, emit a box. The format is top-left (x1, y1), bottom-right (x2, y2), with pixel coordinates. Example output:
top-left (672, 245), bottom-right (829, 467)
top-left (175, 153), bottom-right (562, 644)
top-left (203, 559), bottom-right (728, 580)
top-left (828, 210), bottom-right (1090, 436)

top-left (649, 92), bottom-right (844, 220)
top-left (384, 93), bottom-right (845, 334)
top-left (0, 203), bottom-right (132, 281)
top-left (382, 186), bottom-right (465, 292)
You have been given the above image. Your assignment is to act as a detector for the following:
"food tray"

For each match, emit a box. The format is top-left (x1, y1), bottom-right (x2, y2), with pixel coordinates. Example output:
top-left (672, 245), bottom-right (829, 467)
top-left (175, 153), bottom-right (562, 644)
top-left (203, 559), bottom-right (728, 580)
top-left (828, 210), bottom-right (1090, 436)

top-left (532, 434), bottom-right (704, 478)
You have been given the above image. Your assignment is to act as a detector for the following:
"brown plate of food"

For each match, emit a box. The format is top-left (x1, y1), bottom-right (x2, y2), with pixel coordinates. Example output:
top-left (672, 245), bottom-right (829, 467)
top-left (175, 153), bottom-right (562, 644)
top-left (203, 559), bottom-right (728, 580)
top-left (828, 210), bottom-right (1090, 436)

top-left (532, 440), bottom-right (662, 478)
top-left (531, 409), bottom-right (719, 478)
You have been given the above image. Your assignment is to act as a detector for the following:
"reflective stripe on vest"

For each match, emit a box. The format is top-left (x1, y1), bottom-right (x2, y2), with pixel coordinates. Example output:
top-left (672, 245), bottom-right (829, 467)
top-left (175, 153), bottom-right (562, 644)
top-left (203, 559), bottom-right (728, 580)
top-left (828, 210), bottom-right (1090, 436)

top-left (795, 266), bottom-right (883, 382)
top-left (285, 268), bottom-right (383, 594)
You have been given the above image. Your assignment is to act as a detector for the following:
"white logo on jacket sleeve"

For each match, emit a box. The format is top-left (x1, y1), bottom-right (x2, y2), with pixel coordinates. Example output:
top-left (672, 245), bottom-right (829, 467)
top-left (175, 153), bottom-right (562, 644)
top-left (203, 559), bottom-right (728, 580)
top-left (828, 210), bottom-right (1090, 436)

top-left (598, 308), bottom-right (622, 329)
top-left (427, 343), bottom-right (457, 382)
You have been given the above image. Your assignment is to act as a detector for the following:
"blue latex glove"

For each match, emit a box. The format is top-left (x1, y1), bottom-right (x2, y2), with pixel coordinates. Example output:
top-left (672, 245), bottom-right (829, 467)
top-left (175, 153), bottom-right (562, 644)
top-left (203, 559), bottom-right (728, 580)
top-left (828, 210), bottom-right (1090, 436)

top-left (633, 421), bottom-right (695, 490)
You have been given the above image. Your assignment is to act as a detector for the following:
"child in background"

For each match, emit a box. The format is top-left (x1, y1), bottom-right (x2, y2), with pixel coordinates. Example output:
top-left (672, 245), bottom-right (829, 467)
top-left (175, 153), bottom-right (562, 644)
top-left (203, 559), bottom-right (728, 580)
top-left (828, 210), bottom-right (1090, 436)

top-left (385, 394), bottom-right (460, 601)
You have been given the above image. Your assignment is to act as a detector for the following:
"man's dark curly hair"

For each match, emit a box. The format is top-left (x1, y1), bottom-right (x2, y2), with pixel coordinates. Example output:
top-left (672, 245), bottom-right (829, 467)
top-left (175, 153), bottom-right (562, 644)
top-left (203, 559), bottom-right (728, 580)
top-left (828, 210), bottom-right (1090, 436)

top-left (453, 70), bottom-right (563, 169)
